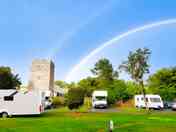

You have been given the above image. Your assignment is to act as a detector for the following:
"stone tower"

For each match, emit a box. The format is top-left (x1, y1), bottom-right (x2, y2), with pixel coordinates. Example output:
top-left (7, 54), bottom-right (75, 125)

top-left (28, 59), bottom-right (55, 93)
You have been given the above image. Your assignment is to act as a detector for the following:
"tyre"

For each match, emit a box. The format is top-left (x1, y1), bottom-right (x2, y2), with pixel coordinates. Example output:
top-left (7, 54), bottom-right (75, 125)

top-left (172, 108), bottom-right (176, 111)
top-left (2, 112), bottom-right (8, 118)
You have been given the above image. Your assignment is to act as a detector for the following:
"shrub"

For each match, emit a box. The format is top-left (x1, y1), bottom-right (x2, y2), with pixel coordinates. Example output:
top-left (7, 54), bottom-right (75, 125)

top-left (67, 88), bottom-right (85, 110)
top-left (107, 89), bottom-right (117, 105)
top-left (52, 96), bottom-right (65, 108)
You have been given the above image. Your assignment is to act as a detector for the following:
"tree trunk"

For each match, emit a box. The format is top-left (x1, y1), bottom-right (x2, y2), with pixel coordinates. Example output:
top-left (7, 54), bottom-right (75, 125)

top-left (139, 80), bottom-right (149, 111)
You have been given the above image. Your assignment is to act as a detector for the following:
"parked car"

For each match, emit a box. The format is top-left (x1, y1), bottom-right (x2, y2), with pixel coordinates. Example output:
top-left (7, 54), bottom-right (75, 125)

top-left (164, 101), bottom-right (173, 109)
top-left (171, 102), bottom-right (176, 111)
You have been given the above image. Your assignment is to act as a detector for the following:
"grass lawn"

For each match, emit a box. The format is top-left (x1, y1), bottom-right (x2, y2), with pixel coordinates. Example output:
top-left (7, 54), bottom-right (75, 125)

top-left (0, 108), bottom-right (176, 132)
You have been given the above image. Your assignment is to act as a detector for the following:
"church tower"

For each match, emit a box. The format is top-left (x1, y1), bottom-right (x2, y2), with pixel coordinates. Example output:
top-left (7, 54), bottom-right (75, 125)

top-left (28, 59), bottom-right (55, 94)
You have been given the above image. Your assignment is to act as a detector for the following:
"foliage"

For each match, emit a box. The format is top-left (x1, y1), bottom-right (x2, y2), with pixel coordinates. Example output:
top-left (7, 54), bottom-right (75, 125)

top-left (0, 66), bottom-right (21, 89)
top-left (77, 77), bottom-right (98, 97)
top-left (55, 80), bottom-right (68, 88)
top-left (90, 58), bottom-right (119, 104)
top-left (113, 80), bottom-right (129, 101)
top-left (148, 67), bottom-right (176, 101)
top-left (77, 58), bottom-right (142, 104)
top-left (107, 80), bottom-right (133, 104)
top-left (83, 97), bottom-right (92, 110)
top-left (119, 48), bottom-right (151, 108)
top-left (126, 81), bottom-right (141, 98)
top-left (66, 88), bottom-right (85, 110)
top-left (67, 82), bottom-right (77, 89)
top-left (119, 48), bottom-right (151, 82)
top-left (91, 58), bottom-right (118, 83)
top-left (52, 96), bottom-right (65, 108)
top-left (107, 88), bottom-right (117, 105)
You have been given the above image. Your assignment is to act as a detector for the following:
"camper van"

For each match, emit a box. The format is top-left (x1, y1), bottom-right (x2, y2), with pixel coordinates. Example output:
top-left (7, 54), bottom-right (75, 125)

top-left (92, 91), bottom-right (108, 109)
top-left (134, 94), bottom-right (164, 110)
top-left (0, 90), bottom-right (45, 118)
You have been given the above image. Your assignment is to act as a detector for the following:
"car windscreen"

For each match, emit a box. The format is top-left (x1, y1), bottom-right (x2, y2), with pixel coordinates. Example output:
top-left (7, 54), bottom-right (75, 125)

top-left (150, 98), bottom-right (161, 103)
top-left (95, 96), bottom-right (106, 101)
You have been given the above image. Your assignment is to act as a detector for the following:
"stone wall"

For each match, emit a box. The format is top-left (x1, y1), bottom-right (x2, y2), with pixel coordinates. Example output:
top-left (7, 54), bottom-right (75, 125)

top-left (28, 59), bottom-right (55, 93)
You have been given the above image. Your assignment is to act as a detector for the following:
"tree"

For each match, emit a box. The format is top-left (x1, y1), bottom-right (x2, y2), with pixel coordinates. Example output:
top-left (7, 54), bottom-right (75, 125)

top-left (90, 58), bottom-right (120, 105)
top-left (55, 80), bottom-right (68, 88)
top-left (126, 81), bottom-right (141, 99)
top-left (78, 77), bottom-right (98, 97)
top-left (91, 58), bottom-right (118, 88)
top-left (119, 48), bottom-right (151, 109)
top-left (108, 80), bottom-right (129, 104)
top-left (67, 82), bottom-right (77, 89)
top-left (148, 67), bottom-right (176, 101)
top-left (0, 66), bottom-right (21, 89)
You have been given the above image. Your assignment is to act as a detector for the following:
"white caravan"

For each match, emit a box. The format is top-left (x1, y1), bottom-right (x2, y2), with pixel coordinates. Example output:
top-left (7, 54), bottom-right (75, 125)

top-left (92, 91), bottom-right (108, 108)
top-left (134, 94), bottom-right (164, 109)
top-left (0, 90), bottom-right (45, 117)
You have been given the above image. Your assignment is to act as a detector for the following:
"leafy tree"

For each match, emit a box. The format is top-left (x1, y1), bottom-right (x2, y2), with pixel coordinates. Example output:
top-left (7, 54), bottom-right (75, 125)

top-left (55, 80), bottom-right (68, 88)
top-left (126, 81), bottom-right (141, 98)
top-left (119, 48), bottom-right (151, 108)
top-left (67, 82), bottom-right (77, 89)
top-left (91, 58), bottom-right (118, 88)
top-left (108, 80), bottom-right (129, 104)
top-left (0, 66), bottom-right (21, 89)
top-left (66, 88), bottom-right (85, 110)
top-left (90, 58), bottom-right (121, 104)
top-left (107, 89), bottom-right (117, 105)
top-left (148, 67), bottom-right (176, 101)
top-left (114, 80), bottom-right (129, 101)
top-left (78, 77), bottom-right (98, 97)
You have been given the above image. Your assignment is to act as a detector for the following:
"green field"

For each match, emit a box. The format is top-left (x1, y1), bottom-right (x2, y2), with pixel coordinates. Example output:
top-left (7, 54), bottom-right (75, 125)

top-left (0, 108), bottom-right (176, 132)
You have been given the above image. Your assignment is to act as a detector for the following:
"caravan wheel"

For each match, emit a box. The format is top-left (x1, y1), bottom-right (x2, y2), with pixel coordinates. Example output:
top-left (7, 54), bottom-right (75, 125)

top-left (2, 112), bottom-right (8, 118)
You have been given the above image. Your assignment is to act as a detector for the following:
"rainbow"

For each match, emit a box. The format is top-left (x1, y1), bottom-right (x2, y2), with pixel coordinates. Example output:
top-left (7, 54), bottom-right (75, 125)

top-left (65, 19), bottom-right (176, 82)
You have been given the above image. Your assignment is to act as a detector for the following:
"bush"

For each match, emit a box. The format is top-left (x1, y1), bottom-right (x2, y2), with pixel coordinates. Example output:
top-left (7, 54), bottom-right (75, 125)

top-left (67, 88), bottom-right (85, 110)
top-left (107, 80), bottom-right (130, 105)
top-left (107, 89), bottom-right (117, 105)
top-left (52, 96), bottom-right (65, 108)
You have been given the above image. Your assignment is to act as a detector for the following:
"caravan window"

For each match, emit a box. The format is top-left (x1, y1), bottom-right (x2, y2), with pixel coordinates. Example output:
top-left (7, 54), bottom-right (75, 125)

top-left (150, 98), bottom-right (161, 103)
top-left (4, 96), bottom-right (14, 101)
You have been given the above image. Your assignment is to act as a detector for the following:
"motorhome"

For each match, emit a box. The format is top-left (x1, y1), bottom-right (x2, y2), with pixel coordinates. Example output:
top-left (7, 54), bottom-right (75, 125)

top-left (92, 90), bottom-right (108, 109)
top-left (134, 94), bottom-right (164, 109)
top-left (0, 90), bottom-right (45, 118)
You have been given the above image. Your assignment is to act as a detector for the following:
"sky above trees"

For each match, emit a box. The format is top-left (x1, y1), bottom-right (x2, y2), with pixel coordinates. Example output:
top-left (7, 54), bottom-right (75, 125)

top-left (0, 0), bottom-right (176, 83)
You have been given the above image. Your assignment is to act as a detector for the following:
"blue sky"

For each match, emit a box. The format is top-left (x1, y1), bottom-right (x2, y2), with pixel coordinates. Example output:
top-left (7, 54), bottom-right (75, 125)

top-left (0, 0), bottom-right (176, 84)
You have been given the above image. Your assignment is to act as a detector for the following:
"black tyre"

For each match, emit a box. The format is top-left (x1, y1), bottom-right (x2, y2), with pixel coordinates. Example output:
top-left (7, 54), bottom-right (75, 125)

top-left (2, 112), bottom-right (8, 118)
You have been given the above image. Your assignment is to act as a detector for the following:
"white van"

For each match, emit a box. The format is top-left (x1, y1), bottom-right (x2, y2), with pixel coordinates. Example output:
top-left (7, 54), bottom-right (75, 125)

top-left (92, 91), bottom-right (108, 109)
top-left (134, 94), bottom-right (164, 109)
top-left (0, 90), bottom-right (45, 118)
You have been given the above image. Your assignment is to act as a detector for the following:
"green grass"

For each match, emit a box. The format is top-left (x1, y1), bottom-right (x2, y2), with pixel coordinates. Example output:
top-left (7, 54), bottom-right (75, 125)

top-left (0, 108), bottom-right (176, 132)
